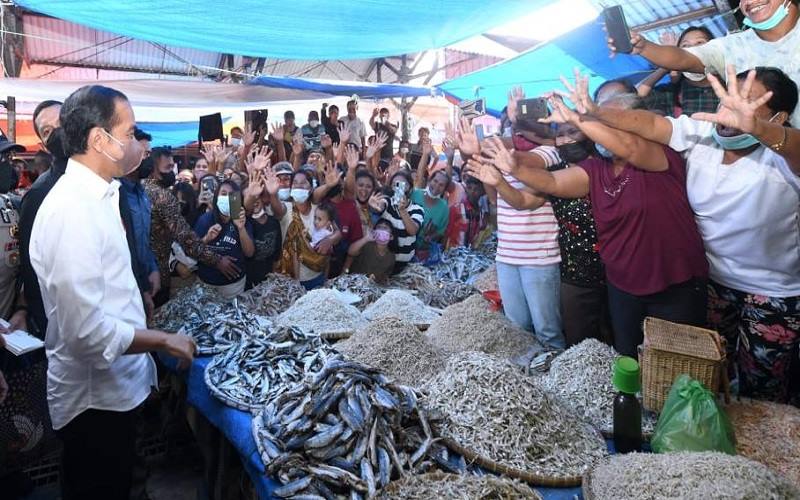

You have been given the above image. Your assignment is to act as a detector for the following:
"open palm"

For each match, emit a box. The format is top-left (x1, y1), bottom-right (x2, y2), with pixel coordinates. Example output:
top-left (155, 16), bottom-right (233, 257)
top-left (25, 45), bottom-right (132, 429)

top-left (692, 66), bottom-right (773, 135)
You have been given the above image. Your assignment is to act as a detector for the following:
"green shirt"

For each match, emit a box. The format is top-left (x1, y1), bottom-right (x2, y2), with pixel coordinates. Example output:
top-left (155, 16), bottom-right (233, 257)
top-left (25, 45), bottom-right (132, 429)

top-left (410, 188), bottom-right (449, 251)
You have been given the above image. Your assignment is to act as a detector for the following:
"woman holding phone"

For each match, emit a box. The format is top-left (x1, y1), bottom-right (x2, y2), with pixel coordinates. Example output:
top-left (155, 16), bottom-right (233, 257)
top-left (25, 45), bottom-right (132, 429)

top-left (193, 180), bottom-right (255, 297)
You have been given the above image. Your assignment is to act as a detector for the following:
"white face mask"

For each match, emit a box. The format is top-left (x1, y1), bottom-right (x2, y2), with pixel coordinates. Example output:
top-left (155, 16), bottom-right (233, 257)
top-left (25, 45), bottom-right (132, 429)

top-left (309, 120), bottom-right (320, 128)
top-left (252, 208), bottom-right (266, 219)
top-left (400, 147), bottom-right (409, 154)
top-left (682, 71), bottom-right (706, 82)
top-left (230, 137), bottom-right (243, 147)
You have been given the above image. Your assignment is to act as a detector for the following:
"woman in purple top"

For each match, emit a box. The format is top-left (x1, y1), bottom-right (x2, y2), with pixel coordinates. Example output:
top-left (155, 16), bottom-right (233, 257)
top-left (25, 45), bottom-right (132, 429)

top-left (475, 74), bottom-right (708, 357)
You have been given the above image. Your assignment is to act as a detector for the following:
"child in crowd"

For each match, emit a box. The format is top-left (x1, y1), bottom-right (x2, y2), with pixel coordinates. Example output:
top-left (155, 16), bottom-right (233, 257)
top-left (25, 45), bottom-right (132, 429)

top-left (310, 204), bottom-right (336, 249)
top-left (344, 219), bottom-right (396, 283)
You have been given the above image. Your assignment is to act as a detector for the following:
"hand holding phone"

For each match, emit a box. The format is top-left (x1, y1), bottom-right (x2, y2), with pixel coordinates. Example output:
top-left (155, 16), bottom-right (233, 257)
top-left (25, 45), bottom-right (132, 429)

top-left (228, 191), bottom-right (242, 221)
top-left (603, 6), bottom-right (633, 54)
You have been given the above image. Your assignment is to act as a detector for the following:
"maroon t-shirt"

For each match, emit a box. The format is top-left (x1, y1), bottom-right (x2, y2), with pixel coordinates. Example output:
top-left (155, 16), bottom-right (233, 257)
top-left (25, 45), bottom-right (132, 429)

top-left (331, 198), bottom-right (364, 244)
top-left (577, 146), bottom-right (708, 295)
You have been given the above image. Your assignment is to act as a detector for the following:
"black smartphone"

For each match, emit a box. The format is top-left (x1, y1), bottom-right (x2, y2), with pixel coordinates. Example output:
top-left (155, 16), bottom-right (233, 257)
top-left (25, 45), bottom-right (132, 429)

top-left (229, 191), bottom-right (242, 220)
top-left (518, 98), bottom-right (549, 121)
top-left (603, 5), bottom-right (633, 54)
top-left (199, 113), bottom-right (224, 142)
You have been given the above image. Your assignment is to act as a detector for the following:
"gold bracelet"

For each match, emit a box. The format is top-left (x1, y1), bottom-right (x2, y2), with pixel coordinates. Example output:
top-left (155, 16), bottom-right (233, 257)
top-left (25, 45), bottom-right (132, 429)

top-left (769, 126), bottom-right (788, 152)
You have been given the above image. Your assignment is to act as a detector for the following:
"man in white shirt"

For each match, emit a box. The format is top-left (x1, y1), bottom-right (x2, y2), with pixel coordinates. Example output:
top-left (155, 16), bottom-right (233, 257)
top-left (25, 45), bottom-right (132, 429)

top-left (340, 99), bottom-right (367, 152)
top-left (29, 85), bottom-right (196, 500)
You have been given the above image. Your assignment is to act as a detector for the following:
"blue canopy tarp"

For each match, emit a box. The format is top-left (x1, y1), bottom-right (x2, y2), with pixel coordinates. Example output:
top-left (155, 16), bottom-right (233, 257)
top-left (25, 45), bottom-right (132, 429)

top-left (438, 19), bottom-right (655, 115)
top-left (16, 0), bottom-right (550, 60)
top-left (138, 118), bottom-right (232, 148)
top-left (246, 75), bottom-right (433, 99)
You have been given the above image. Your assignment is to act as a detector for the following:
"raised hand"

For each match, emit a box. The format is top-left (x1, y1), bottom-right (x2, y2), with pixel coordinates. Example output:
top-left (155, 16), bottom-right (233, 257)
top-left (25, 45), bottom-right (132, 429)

top-left (245, 169), bottom-right (264, 199)
top-left (368, 191), bottom-right (388, 212)
top-left (659, 31), bottom-right (678, 47)
top-left (538, 94), bottom-right (580, 125)
top-left (607, 31), bottom-right (646, 58)
top-left (270, 121), bottom-right (284, 142)
top-left (465, 158), bottom-right (503, 187)
top-left (457, 116), bottom-right (480, 156)
top-left (323, 161), bottom-right (340, 187)
top-left (367, 131), bottom-right (389, 159)
top-left (263, 166), bottom-right (280, 195)
top-left (291, 135), bottom-right (305, 157)
top-left (691, 66), bottom-right (772, 135)
top-left (243, 124), bottom-right (257, 147)
top-left (345, 144), bottom-right (360, 170)
top-left (557, 68), bottom-right (598, 115)
top-left (481, 136), bottom-right (517, 175)
top-left (338, 122), bottom-right (351, 145)
top-left (507, 86), bottom-right (525, 124)
top-left (245, 145), bottom-right (272, 174)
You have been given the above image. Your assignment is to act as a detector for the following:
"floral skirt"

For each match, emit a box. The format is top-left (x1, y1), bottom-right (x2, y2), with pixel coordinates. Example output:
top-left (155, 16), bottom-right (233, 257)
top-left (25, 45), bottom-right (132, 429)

top-left (707, 281), bottom-right (800, 406)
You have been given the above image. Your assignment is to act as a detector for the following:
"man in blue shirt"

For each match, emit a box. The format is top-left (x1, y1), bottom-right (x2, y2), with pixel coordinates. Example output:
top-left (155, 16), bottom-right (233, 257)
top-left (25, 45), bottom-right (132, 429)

top-left (118, 128), bottom-right (160, 317)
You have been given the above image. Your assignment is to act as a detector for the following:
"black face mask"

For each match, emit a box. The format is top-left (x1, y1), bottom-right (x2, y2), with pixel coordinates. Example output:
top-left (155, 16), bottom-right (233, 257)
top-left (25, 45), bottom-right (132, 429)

top-left (557, 141), bottom-right (593, 164)
top-left (44, 128), bottom-right (66, 159)
top-left (159, 171), bottom-right (176, 188)
top-left (138, 157), bottom-right (154, 180)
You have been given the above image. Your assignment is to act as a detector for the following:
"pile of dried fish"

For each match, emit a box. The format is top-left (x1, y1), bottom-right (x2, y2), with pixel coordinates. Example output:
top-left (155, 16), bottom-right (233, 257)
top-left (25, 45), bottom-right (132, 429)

top-left (178, 300), bottom-right (270, 355)
top-left (472, 264), bottom-right (498, 292)
top-left (422, 352), bottom-right (607, 479)
top-left (585, 452), bottom-right (800, 500)
top-left (276, 289), bottom-right (368, 337)
top-left (326, 274), bottom-right (385, 309)
top-left (205, 326), bottom-right (335, 411)
top-left (238, 273), bottom-right (306, 317)
top-left (385, 264), bottom-right (438, 304)
top-left (429, 247), bottom-right (493, 284)
top-left (252, 357), bottom-right (441, 499)
top-left (425, 294), bottom-right (540, 363)
top-left (725, 398), bottom-right (800, 487)
top-left (380, 471), bottom-right (542, 499)
top-left (337, 318), bottom-right (446, 388)
top-left (362, 290), bottom-right (440, 327)
top-left (539, 339), bottom-right (657, 435)
top-left (151, 281), bottom-right (226, 332)
top-left (475, 235), bottom-right (497, 257)
top-left (427, 280), bottom-right (477, 309)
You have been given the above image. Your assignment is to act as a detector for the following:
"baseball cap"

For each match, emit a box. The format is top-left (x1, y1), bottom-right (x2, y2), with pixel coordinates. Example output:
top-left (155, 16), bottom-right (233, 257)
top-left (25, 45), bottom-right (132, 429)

top-left (0, 134), bottom-right (25, 155)
top-left (274, 161), bottom-right (293, 176)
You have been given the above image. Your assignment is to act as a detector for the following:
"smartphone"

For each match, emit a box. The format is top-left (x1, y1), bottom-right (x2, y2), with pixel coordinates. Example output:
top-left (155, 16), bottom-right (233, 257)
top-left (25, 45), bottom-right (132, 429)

top-left (603, 5), bottom-right (633, 54)
top-left (199, 113), bottom-right (224, 142)
top-left (518, 98), bottom-right (549, 121)
top-left (459, 98), bottom-right (486, 119)
top-left (228, 191), bottom-right (242, 220)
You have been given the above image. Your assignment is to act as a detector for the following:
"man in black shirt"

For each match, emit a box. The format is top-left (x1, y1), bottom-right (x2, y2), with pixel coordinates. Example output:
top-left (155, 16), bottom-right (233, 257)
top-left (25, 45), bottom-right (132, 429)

top-left (321, 103), bottom-right (340, 144)
top-left (369, 107), bottom-right (397, 161)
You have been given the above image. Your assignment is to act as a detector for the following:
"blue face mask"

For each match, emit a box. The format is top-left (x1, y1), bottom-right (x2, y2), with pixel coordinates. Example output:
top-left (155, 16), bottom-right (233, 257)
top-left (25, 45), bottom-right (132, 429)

top-left (711, 128), bottom-right (760, 150)
top-left (290, 188), bottom-right (309, 203)
top-left (278, 188), bottom-right (292, 201)
top-left (216, 194), bottom-right (230, 216)
top-left (743, 0), bottom-right (791, 30)
top-left (595, 144), bottom-right (614, 159)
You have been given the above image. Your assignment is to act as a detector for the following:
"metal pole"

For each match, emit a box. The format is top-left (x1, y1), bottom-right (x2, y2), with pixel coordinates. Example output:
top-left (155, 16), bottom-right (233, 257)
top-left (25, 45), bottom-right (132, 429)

top-left (399, 55), bottom-right (410, 142)
top-left (7, 96), bottom-right (15, 142)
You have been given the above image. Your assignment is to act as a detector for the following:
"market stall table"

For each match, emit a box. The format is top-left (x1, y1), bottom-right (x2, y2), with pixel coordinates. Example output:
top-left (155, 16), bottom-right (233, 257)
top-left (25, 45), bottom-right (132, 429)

top-left (163, 353), bottom-right (600, 499)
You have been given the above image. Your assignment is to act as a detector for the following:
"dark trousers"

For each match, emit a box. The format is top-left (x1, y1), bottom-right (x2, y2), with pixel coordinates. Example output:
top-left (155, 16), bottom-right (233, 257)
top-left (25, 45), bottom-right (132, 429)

top-left (607, 278), bottom-right (708, 357)
top-left (56, 407), bottom-right (138, 500)
top-left (153, 285), bottom-right (171, 308)
top-left (561, 282), bottom-right (613, 347)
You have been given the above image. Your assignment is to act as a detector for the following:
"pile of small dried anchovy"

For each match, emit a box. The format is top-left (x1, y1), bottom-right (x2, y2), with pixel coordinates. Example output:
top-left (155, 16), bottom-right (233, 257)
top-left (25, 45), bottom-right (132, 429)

top-left (539, 339), bottom-right (657, 435)
top-left (326, 274), bottom-right (385, 309)
top-left (383, 264), bottom-right (477, 309)
top-left (472, 264), bottom-right (498, 292)
top-left (237, 273), bottom-right (306, 317)
top-left (362, 290), bottom-right (440, 327)
top-left (429, 247), bottom-right (494, 284)
top-left (587, 451), bottom-right (800, 500)
top-left (179, 299), bottom-right (270, 355)
top-left (205, 325), bottom-right (335, 411)
top-left (422, 352), bottom-right (607, 479)
top-left (379, 471), bottom-right (542, 499)
top-left (151, 281), bottom-right (226, 332)
top-left (425, 294), bottom-right (540, 362)
top-left (427, 281), bottom-right (478, 309)
top-left (725, 398), bottom-right (800, 487)
top-left (337, 317), bottom-right (446, 388)
top-left (276, 289), bottom-right (368, 336)
top-left (252, 358), bottom-right (440, 499)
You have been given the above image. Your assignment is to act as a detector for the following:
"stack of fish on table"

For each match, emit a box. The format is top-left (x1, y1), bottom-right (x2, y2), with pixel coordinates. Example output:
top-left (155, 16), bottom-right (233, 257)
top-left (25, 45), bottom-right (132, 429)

top-left (252, 357), bottom-right (453, 499)
top-left (238, 273), bottom-right (307, 317)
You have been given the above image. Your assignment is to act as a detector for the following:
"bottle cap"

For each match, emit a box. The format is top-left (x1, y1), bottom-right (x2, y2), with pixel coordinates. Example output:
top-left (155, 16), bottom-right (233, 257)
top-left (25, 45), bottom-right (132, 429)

top-left (612, 356), bottom-right (641, 394)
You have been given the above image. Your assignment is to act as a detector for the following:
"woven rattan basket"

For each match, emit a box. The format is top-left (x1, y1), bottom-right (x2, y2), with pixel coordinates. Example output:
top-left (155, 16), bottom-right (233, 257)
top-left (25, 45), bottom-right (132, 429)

top-left (639, 317), bottom-right (728, 413)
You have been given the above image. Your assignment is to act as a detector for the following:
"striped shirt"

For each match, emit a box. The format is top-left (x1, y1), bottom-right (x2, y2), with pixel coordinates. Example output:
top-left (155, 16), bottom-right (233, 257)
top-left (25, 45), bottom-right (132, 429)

top-left (381, 202), bottom-right (424, 264)
top-left (496, 145), bottom-right (561, 267)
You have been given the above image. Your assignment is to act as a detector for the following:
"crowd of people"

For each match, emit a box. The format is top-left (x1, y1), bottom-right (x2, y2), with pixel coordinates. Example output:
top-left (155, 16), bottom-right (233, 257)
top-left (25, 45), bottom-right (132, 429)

top-left (0, 0), bottom-right (799, 497)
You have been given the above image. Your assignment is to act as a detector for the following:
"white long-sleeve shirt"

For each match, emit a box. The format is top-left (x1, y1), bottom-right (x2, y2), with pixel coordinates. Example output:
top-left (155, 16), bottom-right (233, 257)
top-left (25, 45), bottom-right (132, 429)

top-left (30, 159), bottom-right (156, 430)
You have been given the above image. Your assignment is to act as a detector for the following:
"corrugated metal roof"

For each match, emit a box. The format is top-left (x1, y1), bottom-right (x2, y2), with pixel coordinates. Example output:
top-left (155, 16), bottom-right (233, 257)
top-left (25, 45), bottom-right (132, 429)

top-left (23, 14), bottom-right (220, 76)
top-left (586, 0), bottom-right (737, 40)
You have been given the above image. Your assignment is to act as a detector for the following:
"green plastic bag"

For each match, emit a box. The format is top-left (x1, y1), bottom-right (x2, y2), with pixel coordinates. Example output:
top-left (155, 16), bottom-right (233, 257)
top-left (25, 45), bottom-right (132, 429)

top-left (651, 374), bottom-right (736, 454)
